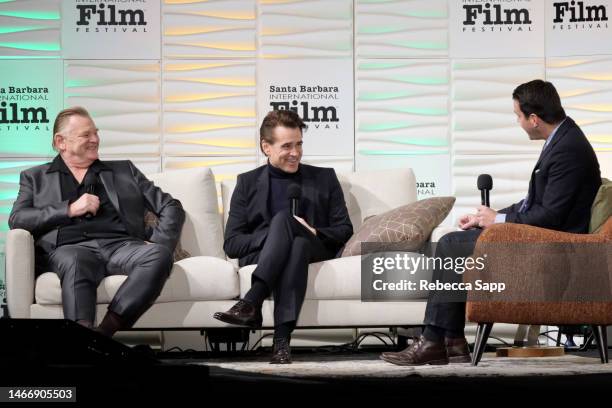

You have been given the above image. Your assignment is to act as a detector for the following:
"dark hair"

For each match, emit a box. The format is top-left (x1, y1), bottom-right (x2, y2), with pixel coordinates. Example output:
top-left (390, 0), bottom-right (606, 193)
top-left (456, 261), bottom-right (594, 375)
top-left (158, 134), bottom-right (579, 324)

top-left (512, 80), bottom-right (566, 125)
top-left (259, 110), bottom-right (306, 155)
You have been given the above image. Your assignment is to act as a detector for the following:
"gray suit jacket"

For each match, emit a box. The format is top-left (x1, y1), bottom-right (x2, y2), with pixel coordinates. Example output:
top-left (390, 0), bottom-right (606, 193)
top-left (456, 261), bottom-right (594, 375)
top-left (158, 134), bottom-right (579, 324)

top-left (9, 158), bottom-right (185, 259)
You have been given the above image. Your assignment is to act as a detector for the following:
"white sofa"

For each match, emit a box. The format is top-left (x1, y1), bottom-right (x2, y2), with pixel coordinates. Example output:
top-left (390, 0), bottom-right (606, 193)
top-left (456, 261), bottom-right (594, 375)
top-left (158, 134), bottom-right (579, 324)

top-left (6, 166), bottom-right (456, 330)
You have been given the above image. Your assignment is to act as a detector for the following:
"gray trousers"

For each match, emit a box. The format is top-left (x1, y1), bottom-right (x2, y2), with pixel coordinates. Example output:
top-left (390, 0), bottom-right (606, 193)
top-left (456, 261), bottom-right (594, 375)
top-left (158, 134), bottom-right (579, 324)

top-left (46, 237), bottom-right (173, 326)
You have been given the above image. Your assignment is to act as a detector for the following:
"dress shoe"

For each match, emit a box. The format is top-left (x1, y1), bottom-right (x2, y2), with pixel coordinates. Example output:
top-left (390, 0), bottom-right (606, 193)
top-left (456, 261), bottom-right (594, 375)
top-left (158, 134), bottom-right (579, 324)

top-left (380, 335), bottom-right (448, 366)
top-left (213, 299), bottom-right (262, 329)
top-left (446, 337), bottom-right (471, 363)
top-left (270, 337), bottom-right (291, 364)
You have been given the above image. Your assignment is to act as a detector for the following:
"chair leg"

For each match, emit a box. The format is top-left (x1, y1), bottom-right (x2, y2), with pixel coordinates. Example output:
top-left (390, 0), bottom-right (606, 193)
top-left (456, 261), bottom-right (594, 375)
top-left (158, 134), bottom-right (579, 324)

top-left (592, 325), bottom-right (609, 364)
top-left (471, 322), bottom-right (493, 366)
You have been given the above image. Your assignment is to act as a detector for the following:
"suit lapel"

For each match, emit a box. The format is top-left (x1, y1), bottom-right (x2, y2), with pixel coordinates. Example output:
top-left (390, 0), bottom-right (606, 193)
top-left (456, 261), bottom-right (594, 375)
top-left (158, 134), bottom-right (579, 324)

top-left (99, 169), bottom-right (121, 214)
top-left (46, 171), bottom-right (62, 204)
top-left (256, 166), bottom-right (271, 223)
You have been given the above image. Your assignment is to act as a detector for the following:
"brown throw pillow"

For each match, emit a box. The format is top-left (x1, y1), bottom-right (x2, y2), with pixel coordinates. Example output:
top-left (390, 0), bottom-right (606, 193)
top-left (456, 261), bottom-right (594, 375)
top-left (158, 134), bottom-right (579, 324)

top-left (144, 210), bottom-right (190, 262)
top-left (341, 197), bottom-right (456, 257)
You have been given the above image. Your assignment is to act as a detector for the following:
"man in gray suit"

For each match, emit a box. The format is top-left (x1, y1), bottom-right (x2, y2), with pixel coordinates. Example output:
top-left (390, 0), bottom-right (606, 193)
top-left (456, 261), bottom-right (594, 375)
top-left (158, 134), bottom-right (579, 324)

top-left (9, 106), bottom-right (185, 337)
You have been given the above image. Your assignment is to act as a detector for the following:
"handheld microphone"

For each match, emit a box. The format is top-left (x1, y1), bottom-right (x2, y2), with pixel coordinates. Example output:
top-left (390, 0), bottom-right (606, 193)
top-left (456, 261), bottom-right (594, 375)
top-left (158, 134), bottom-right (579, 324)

top-left (83, 172), bottom-right (97, 219)
top-left (477, 174), bottom-right (493, 207)
top-left (287, 183), bottom-right (301, 216)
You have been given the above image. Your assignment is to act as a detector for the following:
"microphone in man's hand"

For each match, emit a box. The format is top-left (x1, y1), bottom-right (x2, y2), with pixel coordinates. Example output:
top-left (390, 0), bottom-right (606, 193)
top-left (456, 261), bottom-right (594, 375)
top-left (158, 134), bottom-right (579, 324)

top-left (83, 172), bottom-right (97, 219)
top-left (287, 183), bottom-right (301, 216)
top-left (477, 174), bottom-right (493, 207)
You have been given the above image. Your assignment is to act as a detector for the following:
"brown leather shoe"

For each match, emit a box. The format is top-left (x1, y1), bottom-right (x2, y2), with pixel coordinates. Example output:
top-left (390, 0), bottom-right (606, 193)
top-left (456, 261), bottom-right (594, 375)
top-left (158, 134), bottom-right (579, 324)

top-left (213, 299), bottom-right (262, 329)
top-left (270, 337), bottom-right (291, 364)
top-left (380, 335), bottom-right (448, 366)
top-left (446, 337), bottom-right (471, 363)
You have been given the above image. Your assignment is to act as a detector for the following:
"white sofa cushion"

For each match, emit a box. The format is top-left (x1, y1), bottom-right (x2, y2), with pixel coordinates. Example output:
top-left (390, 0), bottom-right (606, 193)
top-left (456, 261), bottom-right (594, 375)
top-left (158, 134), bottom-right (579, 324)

top-left (238, 253), bottom-right (431, 301)
top-left (147, 167), bottom-right (224, 259)
top-left (35, 256), bottom-right (239, 305)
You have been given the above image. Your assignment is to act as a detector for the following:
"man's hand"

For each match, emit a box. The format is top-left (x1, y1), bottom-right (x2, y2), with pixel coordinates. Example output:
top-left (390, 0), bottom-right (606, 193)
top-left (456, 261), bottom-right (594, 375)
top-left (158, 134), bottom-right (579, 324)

top-left (68, 193), bottom-right (100, 218)
top-left (458, 213), bottom-right (479, 230)
top-left (293, 215), bottom-right (317, 236)
top-left (476, 205), bottom-right (497, 229)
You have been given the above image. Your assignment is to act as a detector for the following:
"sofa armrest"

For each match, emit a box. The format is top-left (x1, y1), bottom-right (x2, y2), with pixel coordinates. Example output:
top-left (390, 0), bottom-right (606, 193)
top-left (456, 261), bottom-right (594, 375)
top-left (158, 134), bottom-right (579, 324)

top-left (5, 229), bottom-right (35, 318)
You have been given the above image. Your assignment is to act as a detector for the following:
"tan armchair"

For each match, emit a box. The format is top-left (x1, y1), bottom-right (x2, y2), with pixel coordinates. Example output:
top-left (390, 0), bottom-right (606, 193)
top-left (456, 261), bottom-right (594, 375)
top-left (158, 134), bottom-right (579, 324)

top-left (465, 216), bottom-right (612, 366)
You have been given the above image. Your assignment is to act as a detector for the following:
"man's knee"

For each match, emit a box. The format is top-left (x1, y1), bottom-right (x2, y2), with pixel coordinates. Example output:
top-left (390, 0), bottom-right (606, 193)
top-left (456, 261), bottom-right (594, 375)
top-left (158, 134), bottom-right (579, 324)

top-left (141, 243), bottom-right (174, 271)
top-left (290, 236), bottom-right (310, 257)
top-left (49, 246), bottom-right (94, 276)
top-left (270, 210), bottom-right (293, 227)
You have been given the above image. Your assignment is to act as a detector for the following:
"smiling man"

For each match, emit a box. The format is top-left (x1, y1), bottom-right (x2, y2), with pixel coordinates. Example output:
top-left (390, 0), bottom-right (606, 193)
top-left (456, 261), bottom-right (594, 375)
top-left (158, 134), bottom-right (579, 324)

top-left (9, 106), bottom-right (185, 337)
top-left (214, 110), bottom-right (353, 364)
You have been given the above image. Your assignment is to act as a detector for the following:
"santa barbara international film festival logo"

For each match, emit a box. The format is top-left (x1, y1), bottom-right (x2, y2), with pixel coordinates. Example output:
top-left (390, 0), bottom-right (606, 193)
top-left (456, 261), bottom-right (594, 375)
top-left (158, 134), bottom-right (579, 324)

top-left (461, 0), bottom-right (534, 32)
top-left (552, 1), bottom-right (608, 30)
top-left (269, 85), bottom-right (341, 130)
top-left (74, 0), bottom-right (149, 33)
top-left (0, 86), bottom-right (50, 132)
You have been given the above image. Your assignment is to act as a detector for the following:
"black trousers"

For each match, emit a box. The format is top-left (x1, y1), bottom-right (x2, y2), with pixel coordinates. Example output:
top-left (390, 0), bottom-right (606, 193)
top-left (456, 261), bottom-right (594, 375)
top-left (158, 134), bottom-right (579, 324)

top-left (423, 228), bottom-right (482, 332)
top-left (46, 237), bottom-right (173, 326)
top-left (250, 211), bottom-right (335, 325)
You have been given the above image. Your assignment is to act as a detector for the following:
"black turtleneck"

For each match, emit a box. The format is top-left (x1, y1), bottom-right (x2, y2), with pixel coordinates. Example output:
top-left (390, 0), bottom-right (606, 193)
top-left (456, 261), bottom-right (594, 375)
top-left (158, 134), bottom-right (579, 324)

top-left (268, 161), bottom-right (301, 217)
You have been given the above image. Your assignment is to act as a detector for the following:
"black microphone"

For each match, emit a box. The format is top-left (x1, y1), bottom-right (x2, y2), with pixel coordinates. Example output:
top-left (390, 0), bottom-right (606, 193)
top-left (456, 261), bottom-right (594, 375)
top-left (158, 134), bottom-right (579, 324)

top-left (287, 183), bottom-right (301, 216)
top-left (477, 174), bottom-right (493, 207)
top-left (83, 172), bottom-right (97, 219)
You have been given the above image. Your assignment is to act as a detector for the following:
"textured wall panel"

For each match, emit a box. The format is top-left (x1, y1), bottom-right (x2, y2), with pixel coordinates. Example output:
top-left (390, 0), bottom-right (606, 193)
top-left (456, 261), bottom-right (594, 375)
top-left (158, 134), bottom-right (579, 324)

top-left (0, 0), bottom-right (60, 58)
top-left (597, 152), bottom-right (612, 179)
top-left (163, 156), bottom-right (257, 184)
top-left (356, 59), bottom-right (449, 159)
top-left (355, 0), bottom-right (448, 58)
top-left (258, 0), bottom-right (352, 59)
top-left (452, 59), bottom-right (545, 155)
top-left (163, 156), bottom-right (257, 209)
top-left (546, 57), bottom-right (612, 159)
top-left (64, 61), bottom-right (161, 156)
top-left (452, 153), bottom-right (538, 220)
top-left (100, 156), bottom-right (162, 175)
top-left (163, 60), bottom-right (256, 156)
top-left (163, 0), bottom-right (256, 59)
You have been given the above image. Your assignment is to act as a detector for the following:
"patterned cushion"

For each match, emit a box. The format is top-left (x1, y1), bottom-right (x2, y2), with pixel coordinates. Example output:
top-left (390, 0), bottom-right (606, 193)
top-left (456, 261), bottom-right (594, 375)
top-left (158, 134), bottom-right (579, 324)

top-left (340, 197), bottom-right (455, 257)
top-left (144, 210), bottom-right (190, 262)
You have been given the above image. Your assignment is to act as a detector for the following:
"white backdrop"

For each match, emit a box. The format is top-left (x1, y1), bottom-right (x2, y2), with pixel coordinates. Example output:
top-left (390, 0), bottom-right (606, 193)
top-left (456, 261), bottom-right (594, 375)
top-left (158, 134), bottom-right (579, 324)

top-left (1, 0), bottom-right (611, 255)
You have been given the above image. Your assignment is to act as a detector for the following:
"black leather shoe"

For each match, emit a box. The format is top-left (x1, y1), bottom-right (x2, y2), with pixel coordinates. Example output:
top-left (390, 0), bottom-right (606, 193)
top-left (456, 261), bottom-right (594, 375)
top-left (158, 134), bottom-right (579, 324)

top-left (380, 335), bottom-right (448, 366)
top-left (270, 337), bottom-right (291, 364)
top-left (446, 337), bottom-right (471, 363)
top-left (213, 299), bottom-right (262, 329)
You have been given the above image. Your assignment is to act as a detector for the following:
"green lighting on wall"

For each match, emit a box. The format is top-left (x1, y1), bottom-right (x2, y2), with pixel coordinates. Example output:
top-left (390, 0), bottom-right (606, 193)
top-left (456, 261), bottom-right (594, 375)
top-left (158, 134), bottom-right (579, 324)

top-left (0, 161), bottom-right (46, 171)
top-left (359, 62), bottom-right (409, 70)
top-left (0, 26), bottom-right (45, 35)
top-left (392, 107), bottom-right (448, 116)
top-left (360, 122), bottom-right (414, 131)
top-left (0, 11), bottom-right (60, 20)
top-left (390, 75), bottom-right (448, 85)
top-left (389, 41), bottom-right (447, 50)
top-left (0, 191), bottom-right (18, 201)
top-left (390, 137), bottom-right (448, 147)
top-left (0, 42), bottom-right (60, 51)
top-left (358, 91), bottom-right (416, 101)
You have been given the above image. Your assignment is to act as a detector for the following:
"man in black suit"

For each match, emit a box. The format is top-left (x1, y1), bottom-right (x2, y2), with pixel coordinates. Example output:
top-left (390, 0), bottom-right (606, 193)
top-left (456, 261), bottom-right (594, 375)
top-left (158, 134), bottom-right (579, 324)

top-left (381, 79), bottom-right (601, 366)
top-left (214, 110), bottom-right (353, 364)
top-left (9, 106), bottom-right (185, 337)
